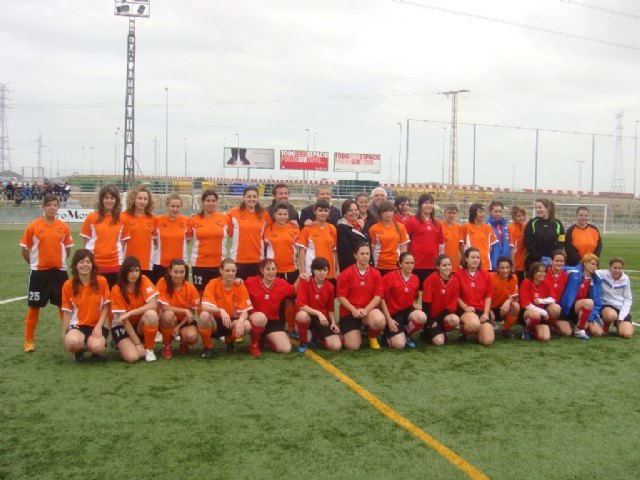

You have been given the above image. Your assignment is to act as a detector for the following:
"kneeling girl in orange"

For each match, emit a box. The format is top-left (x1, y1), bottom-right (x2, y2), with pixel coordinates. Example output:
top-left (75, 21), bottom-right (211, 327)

top-left (199, 258), bottom-right (253, 358)
top-left (110, 256), bottom-right (160, 363)
top-left (489, 256), bottom-right (520, 339)
top-left (156, 258), bottom-right (201, 359)
top-left (61, 249), bottom-right (110, 362)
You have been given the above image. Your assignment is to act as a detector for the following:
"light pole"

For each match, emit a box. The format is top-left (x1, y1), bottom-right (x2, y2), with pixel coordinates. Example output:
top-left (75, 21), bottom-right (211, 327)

top-left (82, 146), bottom-right (85, 175)
top-left (441, 127), bottom-right (447, 185)
top-left (165, 87), bottom-right (169, 177)
top-left (114, 127), bottom-right (120, 175)
top-left (634, 120), bottom-right (638, 198)
top-left (304, 128), bottom-right (310, 184)
top-left (183, 137), bottom-right (187, 177)
top-left (48, 149), bottom-right (53, 179)
top-left (396, 122), bottom-right (402, 184)
top-left (89, 147), bottom-right (94, 175)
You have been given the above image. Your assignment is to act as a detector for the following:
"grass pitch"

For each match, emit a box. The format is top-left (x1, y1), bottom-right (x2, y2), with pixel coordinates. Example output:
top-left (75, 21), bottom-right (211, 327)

top-left (1, 228), bottom-right (639, 480)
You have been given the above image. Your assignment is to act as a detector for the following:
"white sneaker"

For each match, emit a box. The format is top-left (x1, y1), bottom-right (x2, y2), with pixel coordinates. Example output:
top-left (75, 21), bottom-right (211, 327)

top-left (574, 329), bottom-right (590, 340)
top-left (145, 349), bottom-right (157, 362)
top-left (154, 332), bottom-right (162, 343)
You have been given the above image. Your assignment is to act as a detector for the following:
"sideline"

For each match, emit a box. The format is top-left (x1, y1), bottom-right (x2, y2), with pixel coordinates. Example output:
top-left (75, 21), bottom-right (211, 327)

top-left (0, 296), bottom-right (27, 305)
top-left (304, 348), bottom-right (490, 480)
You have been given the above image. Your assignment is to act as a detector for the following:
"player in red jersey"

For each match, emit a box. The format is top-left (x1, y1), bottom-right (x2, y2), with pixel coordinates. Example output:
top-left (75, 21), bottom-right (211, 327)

top-left (543, 250), bottom-right (571, 336)
top-left (421, 254), bottom-right (461, 345)
top-left (245, 259), bottom-right (300, 356)
top-left (380, 252), bottom-right (426, 349)
top-left (405, 193), bottom-right (444, 286)
top-left (110, 256), bottom-right (160, 363)
top-left (295, 256), bottom-right (341, 352)
top-left (520, 262), bottom-right (558, 341)
top-left (61, 249), bottom-right (110, 363)
top-left (156, 258), bottom-right (201, 359)
top-left (455, 247), bottom-right (494, 346)
top-left (121, 184), bottom-right (157, 279)
top-left (489, 256), bottom-right (520, 339)
top-left (337, 242), bottom-right (386, 350)
top-left (20, 194), bottom-right (73, 352)
top-left (393, 196), bottom-right (412, 227)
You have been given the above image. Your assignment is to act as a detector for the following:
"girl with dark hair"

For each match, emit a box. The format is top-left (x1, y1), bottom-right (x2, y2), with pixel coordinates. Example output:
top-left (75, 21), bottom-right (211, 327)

top-left (489, 256), bottom-right (520, 339)
top-left (524, 198), bottom-right (565, 271)
top-left (543, 250), bottom-right (571, 337)
top-left (461, 203), bottom-right (496, 271)
top-left (110, 256), bottom-right (160, 362)
top-left (421, 254), bottom-right (460, 345)
top-left (508, 205), bottom-right (527, 282)
top-left (156, 258), bottom-right (201, 359)
top-left (227, 186), bottom-right (267, 279)
top-left (153, 193), bottom-right (190, 282)
top-left (380, 252), bottom-right (427, 349)
top-left (598, 257), bottom-right (634, 338)
top-left (80, 184), bottom-right (131, 287)
top-left (368, 200), bottom-right (409, 276)
top-left (565, 206), bottom-right (602, 266)
top-left (520, 262), bottom-right (560, 341)
top-left (393, 196), bottom-right (412, 226)
top-left (122, 184), bottom-right (157, 279)
top-left (405, 193), bottom-right (444, 286)
top-left (336, 198), bottom-right (369, 272)
top-left (187, 189), bottom-right (231, 293)
top-left (61, 249), bottom-right (111, 362)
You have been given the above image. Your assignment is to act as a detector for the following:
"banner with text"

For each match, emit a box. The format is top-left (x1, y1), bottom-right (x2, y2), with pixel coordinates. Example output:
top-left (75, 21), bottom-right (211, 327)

top-left (333, 152), bottom-right (381, 173)
top-left (280, 150), bottom-right (329, 171)
top-left (223, 147), bottom-right (275, 169)
top-left (56, 208), bottom-right (94, 223)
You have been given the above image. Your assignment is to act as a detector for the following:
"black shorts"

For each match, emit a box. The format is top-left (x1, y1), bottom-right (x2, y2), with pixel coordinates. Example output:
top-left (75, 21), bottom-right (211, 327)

top-left (309, 314), bottom-right (336, 339)
top-left (456, 307), bottom-right (485, 318)
top-left (601, 305), bottom-right (632, 322)
top-left (191, 266), bottom-right (220, 290)
top-left (377, 268), bottom-right (397, 277)
top-left (27, 269), bottom-right (68, 308)
top-left (111, 324), bottom-right (131, 346)
top-left (68, 324), bottom-right (109, 340)
top-left (152, 264), bottom-right (191, 284)
top-left (421, 311), bottom-right (448, 342)
top-left (413, 269), bottom-right (434, 289)
top-left (235, 263), bottom-right (260, 280)
top-left (277, 270), bottom-right (299, 285)
top-left (491, 307), bottom-right (505, 321)
top-left (102, 272), bottom-right (118, 288)
top-left (339, 315), bottom-right (362, 335)
top-left (263, 319), bottom-right (286, 336)
top-left (212, 317), bottom-right (234, 338)
top-left (384, 306), bottom-right (415, 338)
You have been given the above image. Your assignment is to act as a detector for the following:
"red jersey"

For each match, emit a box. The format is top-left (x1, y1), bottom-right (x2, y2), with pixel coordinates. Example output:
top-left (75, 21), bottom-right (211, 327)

top-left (454, 269), bottom-right (492, 310)
top-left (382, 269), bottom-right (420, 315)
top-left (575, 276), bottom-right (591, 302)
top-left (422, 272), bottom-right (460, 317)
top-left (264, 222), bottom-right (299, 273)
top-left (121, 212), bottom-right (157, 271)
top-left (337, 264), bottom-right (383, 317)
top-left (544, 268), bottom-right (568, 302)
top-left (20, 217), bottom-right (74, 270)
top-left (80, 212), bottom-right (131, 270)
top-left (405, 216), bottom-right (444, 270)
top-left (154, 214), bottom-right (189, 267)
top-left (187, 212), bottom-right (231, 268)
top-left (519, 279), bottom-right (550, 309)
top-left (245, 276), bottom-right (295, 321)
top-left (296, 278), bottom-right (335, 318)
top-left (61, 275), bottom-right (110, 327)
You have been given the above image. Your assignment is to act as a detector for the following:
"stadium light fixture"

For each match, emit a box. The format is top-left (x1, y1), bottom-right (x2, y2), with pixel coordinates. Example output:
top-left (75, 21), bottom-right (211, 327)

top-left (114, 0), bottom-right (150, 18)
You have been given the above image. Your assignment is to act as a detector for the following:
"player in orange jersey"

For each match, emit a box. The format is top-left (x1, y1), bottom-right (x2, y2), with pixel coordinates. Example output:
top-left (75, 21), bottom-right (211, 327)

top-left (61, 249), bottom-right (110, 363)
top-left (121, 184), bottom-right (157, 279)
top-left (368, 200), bottom-right (409, 276)
top-left (153, 193), bottom-right (189, 282)
top-left (227, 186), bottom-right (267, 280)
top-left (565, 206), bottom-right (602, 266)
top-left (441, 204), bottom-right (463, 273)
top-left (297, 200), bottom-right (338, 281)
top-left (187, 189), bottom-right (231, 292)
top-left (80, 184), bottom-right (130, 287)
top-left (156, 258), bottom-right (201, 359)
top-left (462, 203), bottom-right (497, 271)
top-left (20, 194), bottom-right (74, 352)
top-left (199, 258), bottom-right (253, 358)
top-left (489, 256), bottom-right (520, 339)
top-left (507, 205), bottom-right (527, 282)
top-left (110, 256), bottom-right (160, 363)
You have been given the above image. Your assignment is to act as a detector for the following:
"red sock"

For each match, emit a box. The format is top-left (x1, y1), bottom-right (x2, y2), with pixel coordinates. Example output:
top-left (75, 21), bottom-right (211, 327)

top-left (577, 307), bottom-right (591, 330)
top-left (368, 328), bottom-right (382, 340)
top-left (526, 317), bottom-right (540, 331)
top-left (295, 320), bottom-right (309, 344)
top-left (285, 304), bottom-right (296, 332)
top-left (444, 321), bottom-right (454, 332)
top-left (160, 327), bottom-right (174, 346)
top-left (198, 327), bottom-right (213, 349)
top-left (24, 307), bottom-right (40, 342)
top-left (406, 319), bottom-right (423, 336)
top-left (250, 323), bottom-right (265, 347)
top-left (143, 323), bottom-right (159, 350)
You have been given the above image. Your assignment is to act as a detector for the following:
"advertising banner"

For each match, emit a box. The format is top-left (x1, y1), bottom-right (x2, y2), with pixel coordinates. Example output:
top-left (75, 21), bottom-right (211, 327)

top-left (56, 208), bottom-right (94, 223)
top-left (333, 152), bottom-right (381, 173)
top-left (224, 147), bottom-right (275, 169)
top-left (280, 150), bottom-right (329, 171)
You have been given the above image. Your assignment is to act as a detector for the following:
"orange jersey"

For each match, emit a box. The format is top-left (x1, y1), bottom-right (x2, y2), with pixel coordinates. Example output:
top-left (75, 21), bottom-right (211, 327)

top-left (80, 212), bottom-right (131, 269)
top-left (201, 278), bottom-right (252, 317)
top-left (368, 221), bottom-right (409, 270)
top-left (187, 212), bottom-right (231, 268)
top-left (154, 214), bottom-right (189, 267)
top-left (507, 222), bottom-right (526, 272)
top-left (110, 275), bottom-right (159, 323)
top-left (441, 221), bottom-right (463, 272)
top-left (227, 207), bottom-right (266, 264)
top-left (296, 223), bottom-right (337, 278)
top-left (462, 223), bottom-right (497, 271)
top-left (489, 272), bottom-right (519, 309)
top-left (156, 277), bottom-right (200, 319)
top-left (264, 222), bottom-right (300, 273)
top-left (121, 212), bottom-right (157, 271)
top-left (20, 217), bottom-right (73, 270)
top-left (61, 275), bottom-right (110, 327)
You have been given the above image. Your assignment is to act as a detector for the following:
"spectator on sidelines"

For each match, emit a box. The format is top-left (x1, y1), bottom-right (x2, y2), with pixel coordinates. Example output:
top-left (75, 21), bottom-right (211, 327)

top-left (265, 183), bottom-right (300, 226)
top-left (299, 184), bottom-right (341, 227)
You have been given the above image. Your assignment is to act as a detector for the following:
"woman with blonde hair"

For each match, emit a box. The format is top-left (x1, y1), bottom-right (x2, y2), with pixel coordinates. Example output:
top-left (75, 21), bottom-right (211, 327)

top-left (121, 184), bottom-right (157, 279)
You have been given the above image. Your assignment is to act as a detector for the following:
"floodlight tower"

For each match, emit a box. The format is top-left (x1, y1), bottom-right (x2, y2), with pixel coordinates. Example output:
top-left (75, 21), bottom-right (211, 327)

top-left (114, 0), bottom-right (150, 191)
top-left (440, 89), bottom-right (469, 190)
top-left (610, 111), bottom-right (625, 193)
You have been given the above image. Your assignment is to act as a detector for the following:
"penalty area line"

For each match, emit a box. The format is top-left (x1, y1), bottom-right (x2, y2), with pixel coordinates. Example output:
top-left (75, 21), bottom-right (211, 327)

top-left (304, 348), bottom-right (490, 480)
top-left (0, 296), bottom-right (27, 305)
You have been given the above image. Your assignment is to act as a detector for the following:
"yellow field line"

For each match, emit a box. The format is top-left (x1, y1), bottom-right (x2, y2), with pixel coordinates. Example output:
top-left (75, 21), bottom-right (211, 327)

top-left (304, 348), bottom-right (490, 480)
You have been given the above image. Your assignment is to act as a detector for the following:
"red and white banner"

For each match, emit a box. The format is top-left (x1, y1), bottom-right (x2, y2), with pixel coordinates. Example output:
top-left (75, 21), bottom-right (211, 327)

top-left (280, 150), bottom-right (329, 171)
top-left (333, 152), bottom-right (381, 173)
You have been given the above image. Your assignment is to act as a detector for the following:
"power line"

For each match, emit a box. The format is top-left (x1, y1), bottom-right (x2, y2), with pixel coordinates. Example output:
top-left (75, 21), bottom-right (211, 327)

top-left (395, 0), bottom-right (640, 52)
top-left (559, 0), bottom-right (640, 20)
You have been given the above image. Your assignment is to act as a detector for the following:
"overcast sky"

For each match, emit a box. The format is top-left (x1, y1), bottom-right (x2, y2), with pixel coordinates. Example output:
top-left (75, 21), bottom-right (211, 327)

top-left (2, 0), bottom-right (639, 193)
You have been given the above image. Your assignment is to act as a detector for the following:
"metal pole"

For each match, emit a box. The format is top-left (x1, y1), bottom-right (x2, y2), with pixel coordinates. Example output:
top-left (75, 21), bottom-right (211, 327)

top-left (634, 121), bottom-right (638, 198)
top-left (534, 129), bottom-right (539, 193)
top-left (442, 127), bottom-right (447, 185)
top-left (164, 87), bottom-right (169, 177)
top-left (591, 134), bottom-right (595, 194)
top-left (184, 137), bottom-right (187, 177)
top-left (404, 119), bottom-right (410, 194)
top-left (397, 122), bottom-right (402, 185)
top-left (90, 147), bottom-right (94, 175)
top-left (472, 124), bottom-right (477, 189)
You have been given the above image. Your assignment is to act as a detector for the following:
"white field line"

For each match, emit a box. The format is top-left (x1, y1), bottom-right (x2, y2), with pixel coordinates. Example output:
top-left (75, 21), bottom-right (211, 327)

top-left (0, 296), bottom-right (27, 305)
